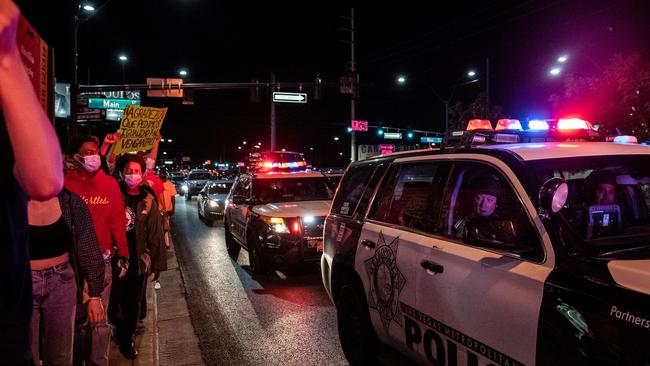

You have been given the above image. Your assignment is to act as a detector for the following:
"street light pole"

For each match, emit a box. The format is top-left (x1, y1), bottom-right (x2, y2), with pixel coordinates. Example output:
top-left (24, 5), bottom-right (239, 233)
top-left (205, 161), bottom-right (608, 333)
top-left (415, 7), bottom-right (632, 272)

top-left (70, 4), bottom-right (80, 140)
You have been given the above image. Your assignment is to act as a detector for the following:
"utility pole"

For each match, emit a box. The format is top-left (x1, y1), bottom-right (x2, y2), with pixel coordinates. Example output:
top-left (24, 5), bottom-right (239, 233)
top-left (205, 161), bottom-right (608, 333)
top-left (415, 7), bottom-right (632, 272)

top-left (349, 8), bottom-right (357, 162)
top-left (270, 73), bottom-right (277, 151)
top-left (70, 3), bottom-right (80, 140)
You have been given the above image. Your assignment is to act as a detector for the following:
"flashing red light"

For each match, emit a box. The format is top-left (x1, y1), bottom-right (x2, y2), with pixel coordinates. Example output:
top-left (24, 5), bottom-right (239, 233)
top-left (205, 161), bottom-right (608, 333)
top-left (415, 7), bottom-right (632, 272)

top-left (466, 119), bottom-right (493, 131)
top-left (495, 119), bottom-right (523, 131)
top-left (557, 118), bottom-right (592, 130)
top-left (292, 222), bottom-right (300, 234)
top-left (528, 120), bottom-right (550, 130)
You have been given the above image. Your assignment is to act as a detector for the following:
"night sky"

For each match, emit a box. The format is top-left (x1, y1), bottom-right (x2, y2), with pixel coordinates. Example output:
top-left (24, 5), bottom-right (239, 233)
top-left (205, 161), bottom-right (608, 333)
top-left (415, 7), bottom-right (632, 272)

top-left (14, 0), bottom-right (650, 166)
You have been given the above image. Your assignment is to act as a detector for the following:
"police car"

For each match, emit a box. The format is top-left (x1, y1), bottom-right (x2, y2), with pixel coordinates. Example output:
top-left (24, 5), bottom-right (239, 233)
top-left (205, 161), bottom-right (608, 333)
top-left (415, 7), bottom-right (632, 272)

top-left (321, 118), bottom-right (650, 365)
top-left (224, 152), bottom-right (335, 273)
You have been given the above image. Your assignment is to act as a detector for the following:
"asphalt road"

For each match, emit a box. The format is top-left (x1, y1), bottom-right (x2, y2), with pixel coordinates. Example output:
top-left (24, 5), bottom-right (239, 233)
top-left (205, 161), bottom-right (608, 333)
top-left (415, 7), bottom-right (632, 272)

top-left (171, 197), bottom-right (348, 366)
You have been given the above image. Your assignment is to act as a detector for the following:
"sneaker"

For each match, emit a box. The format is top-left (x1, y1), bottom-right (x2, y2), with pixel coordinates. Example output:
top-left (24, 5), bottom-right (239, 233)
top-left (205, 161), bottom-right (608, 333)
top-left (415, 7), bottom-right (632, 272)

top-left (119, 341), bottom-right (138, 359)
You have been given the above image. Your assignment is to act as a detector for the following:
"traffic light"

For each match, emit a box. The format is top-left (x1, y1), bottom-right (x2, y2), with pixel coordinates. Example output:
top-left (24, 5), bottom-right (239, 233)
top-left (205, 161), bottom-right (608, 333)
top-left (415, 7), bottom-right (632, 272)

top-left (407, 131), bottom-right (414, 139)
top-left (314, 75), bottom-right (322, 101)
top-left (250, 78), bottom-right (260, 103)
top-left (377, 128), bottom-right (384, 136)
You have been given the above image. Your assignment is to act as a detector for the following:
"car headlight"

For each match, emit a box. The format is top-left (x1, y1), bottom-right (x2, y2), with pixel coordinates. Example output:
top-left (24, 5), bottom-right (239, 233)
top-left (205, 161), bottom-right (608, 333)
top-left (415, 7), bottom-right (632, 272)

top-left (208, 199), bottom-right (220, 208)
top-left (181, 184), bottom-right (188, 191)
top-left (262, 216), bottom-right (289, 233)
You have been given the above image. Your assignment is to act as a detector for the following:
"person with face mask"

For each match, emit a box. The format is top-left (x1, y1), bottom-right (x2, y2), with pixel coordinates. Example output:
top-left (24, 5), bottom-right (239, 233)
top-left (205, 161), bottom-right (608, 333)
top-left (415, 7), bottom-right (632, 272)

top-left (109, 153), bottom-right (166, 360)
top-left (64, 135), bottom-right (128, 365)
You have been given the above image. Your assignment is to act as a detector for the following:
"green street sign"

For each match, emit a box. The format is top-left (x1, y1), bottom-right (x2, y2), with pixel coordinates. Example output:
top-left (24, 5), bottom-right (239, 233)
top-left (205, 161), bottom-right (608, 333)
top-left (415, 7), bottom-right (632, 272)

top-left (88, 98), bottom-right (141, 110)
top-left (272, 92), bottom-right (307, 104)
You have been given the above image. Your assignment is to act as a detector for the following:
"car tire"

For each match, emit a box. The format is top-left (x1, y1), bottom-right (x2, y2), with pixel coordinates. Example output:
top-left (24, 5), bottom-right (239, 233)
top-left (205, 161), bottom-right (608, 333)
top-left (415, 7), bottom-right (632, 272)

top-left (247, 233), bottom-right (267, 274)
top-left (336, 279), bottom-right (381, 365)
top-left (224, 224), bottom-right (240, 259)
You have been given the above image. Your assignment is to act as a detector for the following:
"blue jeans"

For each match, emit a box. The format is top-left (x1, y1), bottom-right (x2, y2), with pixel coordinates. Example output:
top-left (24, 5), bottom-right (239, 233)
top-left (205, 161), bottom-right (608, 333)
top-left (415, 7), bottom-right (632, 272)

top-left (74, 261), bottom-right (112, 366)
top-left (31, 261), bottom-right (77, 366)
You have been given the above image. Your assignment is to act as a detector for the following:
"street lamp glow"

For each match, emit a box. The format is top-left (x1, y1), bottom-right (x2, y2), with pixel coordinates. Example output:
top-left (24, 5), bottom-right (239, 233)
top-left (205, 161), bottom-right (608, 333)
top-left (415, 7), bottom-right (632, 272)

top-left (281, 148), bottom-right (286, 152)
top-left (397, 75), bottom-right (406, 84)
top-left (558, 55), bottom-right (568, 63)
top-left (237, 146), bottom-right (241, 150)
top-left (118, 55), bottom-right (128, 61)
top-left (242, 141), bottom-right (247, 145)
top-left (162, 152), bottom-right (167, 155)
top-left (549, 67), bottom-right (562, 76)
top-left (168, 139), bottom-right (173, 142)
top-left (257, 142), bottom-right (262, 145)
top-left (334, 136), bottom-right (340, 141)
top-left (82, 4), bottom-right (95, 11)
top-left (467, 70), bottom-right (476, 77)
top-left (179, 69), bottom-right (188, 76)
top-left (310, 147), bottom-right (314, 151)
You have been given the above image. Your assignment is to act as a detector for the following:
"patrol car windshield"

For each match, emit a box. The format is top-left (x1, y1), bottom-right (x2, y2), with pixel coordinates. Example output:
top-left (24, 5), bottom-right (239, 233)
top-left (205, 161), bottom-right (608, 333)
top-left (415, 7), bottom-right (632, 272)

top-left (527, 155), bottom-right (650, 257)
top-left (253, 177), bottom-right (333, 204)
top-left (188, 173), bottom-right (211, 180)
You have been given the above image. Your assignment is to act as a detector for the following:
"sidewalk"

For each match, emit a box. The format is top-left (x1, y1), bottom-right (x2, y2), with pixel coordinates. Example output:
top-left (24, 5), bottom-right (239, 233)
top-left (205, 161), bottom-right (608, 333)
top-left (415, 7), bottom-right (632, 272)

top-left (109, 239), bottom-right (205, 365)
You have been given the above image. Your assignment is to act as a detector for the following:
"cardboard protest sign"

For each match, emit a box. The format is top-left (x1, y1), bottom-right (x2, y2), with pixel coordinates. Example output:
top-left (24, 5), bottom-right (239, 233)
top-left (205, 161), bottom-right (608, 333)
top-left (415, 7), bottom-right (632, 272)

top-left (114, 105), bottom-right (168, 154)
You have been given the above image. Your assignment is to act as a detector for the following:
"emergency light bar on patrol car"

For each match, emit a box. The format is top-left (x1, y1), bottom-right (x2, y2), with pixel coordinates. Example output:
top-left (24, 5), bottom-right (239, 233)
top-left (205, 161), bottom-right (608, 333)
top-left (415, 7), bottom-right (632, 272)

top-left (445, 118), bottom-right (637, 147)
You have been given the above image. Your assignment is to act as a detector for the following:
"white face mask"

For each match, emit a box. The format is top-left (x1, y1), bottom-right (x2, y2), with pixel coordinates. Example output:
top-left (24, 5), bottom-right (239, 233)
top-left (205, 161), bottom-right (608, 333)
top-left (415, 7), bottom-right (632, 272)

top-left (124, 174), bottom-right (143, 188)
top-left (78, 154), bottom-right (101, 173)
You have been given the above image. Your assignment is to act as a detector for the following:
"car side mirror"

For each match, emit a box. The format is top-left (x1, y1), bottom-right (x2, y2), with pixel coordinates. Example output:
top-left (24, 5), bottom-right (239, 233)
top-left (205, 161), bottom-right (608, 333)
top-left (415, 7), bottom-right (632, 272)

top-left (538, 177), bottom-right (568, 219)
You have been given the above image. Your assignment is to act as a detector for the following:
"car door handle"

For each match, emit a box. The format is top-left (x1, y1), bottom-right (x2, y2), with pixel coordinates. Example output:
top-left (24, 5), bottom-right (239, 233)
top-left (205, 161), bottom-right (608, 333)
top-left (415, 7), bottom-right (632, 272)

top-left (420, 260), bottom-right (444, 274)
top-left (361, 239), bottom-right (376, 249)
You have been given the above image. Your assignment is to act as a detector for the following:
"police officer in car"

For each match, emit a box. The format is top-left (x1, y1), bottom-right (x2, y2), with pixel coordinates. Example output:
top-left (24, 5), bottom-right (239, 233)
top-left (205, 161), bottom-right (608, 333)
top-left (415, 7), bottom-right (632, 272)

top-left (455, 175), bottom-right (502, 237)
top-left (587, 169), bottom-right (617, 205)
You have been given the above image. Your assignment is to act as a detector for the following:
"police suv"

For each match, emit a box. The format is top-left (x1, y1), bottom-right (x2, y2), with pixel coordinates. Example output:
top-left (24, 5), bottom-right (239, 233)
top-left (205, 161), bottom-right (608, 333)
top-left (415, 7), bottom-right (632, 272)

top-left (321, 118), bottom-right (650, 365)
top-left (224, 152), bottom-right (335, 273)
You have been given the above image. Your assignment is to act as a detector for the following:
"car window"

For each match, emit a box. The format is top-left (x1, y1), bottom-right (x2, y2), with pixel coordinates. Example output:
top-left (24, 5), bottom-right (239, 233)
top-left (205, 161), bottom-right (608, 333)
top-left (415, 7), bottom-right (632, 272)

top-left (525, 155), bottom-right (650, 259)
top-left (188, 173), bottom-right (211, 180)
top-left (368, 162), bottom-right (450, 235)
top-left (439, 161), bottom-right (543, 262)
top-left (208, 183), bottom-right (232, 195)
top-left (331, 162), bottom-right (383, 218)
top-left (252, 177), bottom-right (333, 204)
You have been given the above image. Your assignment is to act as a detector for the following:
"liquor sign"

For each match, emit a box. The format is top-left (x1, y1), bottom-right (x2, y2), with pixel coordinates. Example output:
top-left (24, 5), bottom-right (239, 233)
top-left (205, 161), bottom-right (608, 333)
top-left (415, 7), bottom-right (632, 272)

top-left (379, 144), bottom-right (395, 155)
top-left (351, 120), bottom-right (368, 131)
top-left (17, 15), bottom-right (49, 113)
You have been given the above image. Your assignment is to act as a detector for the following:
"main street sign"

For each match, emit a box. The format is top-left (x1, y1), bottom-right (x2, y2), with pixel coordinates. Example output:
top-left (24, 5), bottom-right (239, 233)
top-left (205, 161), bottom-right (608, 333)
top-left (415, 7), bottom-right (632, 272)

top-left (272, 92), bottom-right (307, 104)
top-left (421, 136), bottom-right (443, 143)
top-left (88, 98), bottom-right (140, 109)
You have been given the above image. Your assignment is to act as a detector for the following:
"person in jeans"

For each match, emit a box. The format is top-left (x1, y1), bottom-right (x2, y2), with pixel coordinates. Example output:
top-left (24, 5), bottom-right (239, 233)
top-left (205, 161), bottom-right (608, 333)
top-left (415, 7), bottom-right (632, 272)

top-left (0, 1), bottom-right (65, 363)
top-left (29, 189), bottom-right (105, 365)
top-left (65, 135), bottom-right (129, 365)
top-left (110, 154), bottom-right (166, 359)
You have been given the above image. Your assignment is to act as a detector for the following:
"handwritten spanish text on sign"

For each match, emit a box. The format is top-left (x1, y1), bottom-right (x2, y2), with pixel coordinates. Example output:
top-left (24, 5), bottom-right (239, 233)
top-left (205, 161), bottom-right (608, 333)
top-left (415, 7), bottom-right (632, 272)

top-left (114, 105), bottom-right (168, 154)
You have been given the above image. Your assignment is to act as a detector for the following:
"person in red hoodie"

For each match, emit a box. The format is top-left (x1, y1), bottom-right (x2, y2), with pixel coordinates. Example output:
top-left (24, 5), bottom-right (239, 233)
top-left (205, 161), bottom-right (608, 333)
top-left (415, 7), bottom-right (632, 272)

top-left (65, 135), bottom-right (129, 366)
